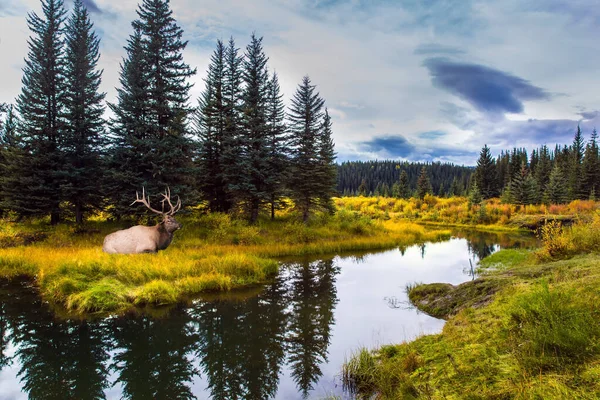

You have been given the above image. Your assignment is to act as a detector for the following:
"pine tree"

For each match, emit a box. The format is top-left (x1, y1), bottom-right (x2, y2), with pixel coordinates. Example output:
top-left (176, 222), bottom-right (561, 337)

top-left (195, 40), bottom-right (229, 212)
top-left (468, 182), bottom-right (483, 207)
top-left (449, 176), bottom-right (462, 197)
top-left (314, 108), bottom-right (336, 212)
top-left (398, 170), bottom-right (411, 199)
top-left (474, 144), bottom-right (498, 198)
top-left (107, 27), bottom-right (150, 217)
top-left (109, 0), bottom-right (197, 215)
top-left (265, 72), bottom-right (289, 219)
top-left (358, 179), bottom-right (367, 196)
top-left (523, 174), bottom-right (540, 205)
top-left (569, 125), bottom-right (584, 200)
top-left (62, 0), bottom-right (106, 223)
top-left (416, 167), bottom-right (431, 199)
top-left (239, 33), bottom-right (271, 223)
top-left (288, 76), bottom-right (325, 222)
top-left (509, 162), bottom-right (528, 205)
top-left (544, 164), bottom-right (569, 204)
top-left (535, 145), bottom-right (552, 191)
top-left (581, 129), bottom-right (600, 199)
top-left (220, 37), bottom-right (244, 211)
top-left (15, 0), bottom-right (67, 223)
top-left (0, 105), bottom-right (21, 216)
top-left (135, 0), bottom-right (197, 197)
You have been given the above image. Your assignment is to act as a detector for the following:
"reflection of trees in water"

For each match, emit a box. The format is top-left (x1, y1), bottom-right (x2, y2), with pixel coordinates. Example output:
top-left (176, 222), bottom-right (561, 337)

top-left (192, 273), bottom-right (288, 400)
top-left (0, 258), bottom-right (341, 400)
top-left (286, 258), bottom-right (340, 398)
top-left (453, 230), bottom-right (537, 261)
top-left (110, 309), bottom-right (199, 400)
top-left (0, 279), bottom-right (110, 400)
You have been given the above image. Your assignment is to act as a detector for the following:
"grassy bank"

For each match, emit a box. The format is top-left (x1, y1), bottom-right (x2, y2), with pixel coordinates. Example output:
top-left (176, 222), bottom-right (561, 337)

top-left (342, 215), bottom-right (600, 399)
top-left (336, 196), bottom-right (600, 228)
top-left (0, 209), bottom-right (450, 315)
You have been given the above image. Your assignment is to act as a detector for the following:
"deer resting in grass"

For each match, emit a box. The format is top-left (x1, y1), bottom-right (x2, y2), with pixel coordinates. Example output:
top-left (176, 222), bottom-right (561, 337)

top-left (102, 188), bottom-right (182, 254)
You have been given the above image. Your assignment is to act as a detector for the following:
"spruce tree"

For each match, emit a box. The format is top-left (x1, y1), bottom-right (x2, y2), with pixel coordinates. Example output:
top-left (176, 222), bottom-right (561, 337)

top-left (581, 129), bottom-right (600, 199)
top-left (535, 145), bottom-right (552, 191)
top-left (62, 0), bottom-right (106, 223)
top-left (107, 27), bottom-right (150, 217)
top-left (220, 37), bottom-right (244, 211)
top-left (358, 179), bottom-right (367, 196)
top-left (196, 40), bottom-right (229, 212)
top-left (398, 170), bottom-right (411, 199)
top-left (416, 167), bottom-right (431, 199)
top-left (0, 106), bottom-right (21, 216)
top-left (509, 162), bottom-right (528, 205)
top-left (314, 108), bottom-right (337, 213)
top-left (288, 76), bottom-right (325, 221)
top-left (544, 164), bottom-right (569, 204)
top-left (265, 72), bottom-right (289, 219)
top-left (240, 33), bottom-right (271, 223)
top-left (15, 0), bottom-right (67, 223)
top-left (474, 144), bottom-right (499, 198)
top-left (135, 0), bottom-right (197, 197)
top-left (569, 125), bottom-right (584, 200)
top-left (109, 0), bottom-right (197, 215)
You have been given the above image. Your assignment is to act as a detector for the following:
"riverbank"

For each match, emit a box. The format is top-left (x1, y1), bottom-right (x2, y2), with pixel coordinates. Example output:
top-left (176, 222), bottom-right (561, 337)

top-left (342, 216), bottom-right (600, 399)
top-left (0, 210), bottom-right (450, 316)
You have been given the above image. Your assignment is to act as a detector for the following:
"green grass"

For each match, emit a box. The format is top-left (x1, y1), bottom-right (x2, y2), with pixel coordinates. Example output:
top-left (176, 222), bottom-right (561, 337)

top-left (0, 210), bottom-right (450, 316)
top-left (343, 216), bottom-right (600, 399)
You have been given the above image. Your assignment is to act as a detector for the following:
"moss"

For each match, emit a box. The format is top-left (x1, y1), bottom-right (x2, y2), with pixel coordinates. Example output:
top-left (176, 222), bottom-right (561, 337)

top-left (408, 279), bottom-right (502, 319)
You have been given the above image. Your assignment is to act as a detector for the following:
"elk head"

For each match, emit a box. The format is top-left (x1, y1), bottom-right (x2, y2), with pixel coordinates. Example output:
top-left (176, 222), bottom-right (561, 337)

top-left (131, 187), bottom-right (183, 233)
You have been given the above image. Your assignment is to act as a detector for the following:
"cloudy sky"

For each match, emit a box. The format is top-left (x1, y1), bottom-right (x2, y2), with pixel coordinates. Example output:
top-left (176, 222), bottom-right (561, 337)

top-left (1, 0), bottom-right (599, 165)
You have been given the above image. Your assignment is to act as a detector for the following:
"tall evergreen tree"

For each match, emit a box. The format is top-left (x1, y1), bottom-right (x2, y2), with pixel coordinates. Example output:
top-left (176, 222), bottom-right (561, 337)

top-left (62, 0), bottom-right (106, 223)
top-left (582, 129), bottom-right (600, 199)
top-left (109, 0), bottom-right (196, 216)
top-left (15, 0), bottom-right (67, 223)
top-left (264, 72), bottom-right (289, 219)
top-left (239, 34), bottom-right (271, 223)
top-left (0, 106), bottom-right (21, 216)
top-left (569, 125), bottom-right (585, 200)
top-left (107, 27), bottom-right (150, 217)
top-left (195, 40), bottom-right (229, 212)
top-left (535, 145), bottom-right (552, 191)
top-left (288, 76), bottom-right (325, 222)
top-left (398, 170), bottom-right (411, 199)
top-left (314, 108), bottom-right (337, 213)
top-left (474, 144), bottom-right (499, 198)
top-left (544, 164), bottom-right (569, 204)
top-left (416, 166), bottom-right (431, 199)
top-left (219, 37), bottom-right (244, 212)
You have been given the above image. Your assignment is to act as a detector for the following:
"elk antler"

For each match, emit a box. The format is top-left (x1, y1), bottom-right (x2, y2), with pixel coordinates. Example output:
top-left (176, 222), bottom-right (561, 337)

top-left (160, 187), bottom-right (182, 215)
top-left (131, 187), bottom-right (164, 214)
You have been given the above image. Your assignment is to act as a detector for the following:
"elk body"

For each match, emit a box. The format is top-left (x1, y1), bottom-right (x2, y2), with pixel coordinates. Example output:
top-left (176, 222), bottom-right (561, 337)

top-left (102, 188), bottom-right (182, 254)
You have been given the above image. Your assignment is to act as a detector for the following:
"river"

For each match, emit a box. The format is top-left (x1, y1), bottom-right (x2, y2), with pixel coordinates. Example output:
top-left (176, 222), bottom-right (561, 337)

top-left (0, 230), bottom-right (535, 400)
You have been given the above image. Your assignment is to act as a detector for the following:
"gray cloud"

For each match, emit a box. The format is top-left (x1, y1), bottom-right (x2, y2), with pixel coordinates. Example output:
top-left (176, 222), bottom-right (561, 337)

top-left (360, 135), bottom-right (416, 158)
top-left (414, 43), bottom-right (465, 56)
top-left (80, 0), bottom-right (102, 14)
top-left (424, 58), bottom-right (551, 114)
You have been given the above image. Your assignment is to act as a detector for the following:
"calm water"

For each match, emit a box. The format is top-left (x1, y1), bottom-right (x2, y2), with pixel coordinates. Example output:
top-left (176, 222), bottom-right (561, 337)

top-left (0, 230), bottom-right (535, 400)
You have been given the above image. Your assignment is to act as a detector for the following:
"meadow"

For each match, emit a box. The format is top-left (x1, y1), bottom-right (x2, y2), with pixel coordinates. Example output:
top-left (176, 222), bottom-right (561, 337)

top-left (342, 209), bottom-right (600, 399)
top-left (0, 206), bottom-right (450, 316)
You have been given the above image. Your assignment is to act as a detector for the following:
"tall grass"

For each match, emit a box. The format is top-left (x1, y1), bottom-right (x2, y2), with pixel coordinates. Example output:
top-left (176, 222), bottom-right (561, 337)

top-left (0, 208), bottom-right (449, 315)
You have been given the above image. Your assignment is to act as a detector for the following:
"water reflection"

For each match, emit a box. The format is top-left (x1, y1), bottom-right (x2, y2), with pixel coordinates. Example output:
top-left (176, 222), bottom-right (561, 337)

top-left (0, 232), bottom-right (536, 399)
top-left (0, 258), bottom-right (340, 400)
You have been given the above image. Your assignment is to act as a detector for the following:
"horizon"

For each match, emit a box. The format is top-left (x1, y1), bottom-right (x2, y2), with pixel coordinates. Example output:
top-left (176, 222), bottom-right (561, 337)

top-left (1, 0), bottom-right (599, 165)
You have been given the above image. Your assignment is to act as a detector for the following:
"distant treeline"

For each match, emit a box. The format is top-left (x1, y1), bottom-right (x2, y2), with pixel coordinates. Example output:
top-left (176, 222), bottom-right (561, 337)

top-left (472, 126), bottom-right (599, 204)
top-left (337, 161), bottom-right (473, 197)
top-left (339, 125), bottom-right (600, 205)
top-left (0, 0), bottom-right (336, 224)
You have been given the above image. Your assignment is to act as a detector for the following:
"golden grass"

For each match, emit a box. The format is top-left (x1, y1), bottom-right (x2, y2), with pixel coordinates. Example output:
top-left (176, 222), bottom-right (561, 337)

top-left (0, 209), bottom-right (449, 316)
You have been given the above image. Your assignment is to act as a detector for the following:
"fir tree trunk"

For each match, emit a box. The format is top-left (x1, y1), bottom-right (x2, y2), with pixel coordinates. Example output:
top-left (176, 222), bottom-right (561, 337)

top-left (271, 195), bottom-right (275, 220)
top-left (50, 209), bottom-right (61, 225)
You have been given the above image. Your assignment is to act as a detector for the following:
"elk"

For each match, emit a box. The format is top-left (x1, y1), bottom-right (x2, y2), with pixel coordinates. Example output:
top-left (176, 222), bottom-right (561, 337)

top-left (102, 188), bottom-right (183, 254)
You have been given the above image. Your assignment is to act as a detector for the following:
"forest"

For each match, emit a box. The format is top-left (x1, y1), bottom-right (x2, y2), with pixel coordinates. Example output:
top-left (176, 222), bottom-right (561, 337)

top-left (0, 0), bottom-right (336, 225)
